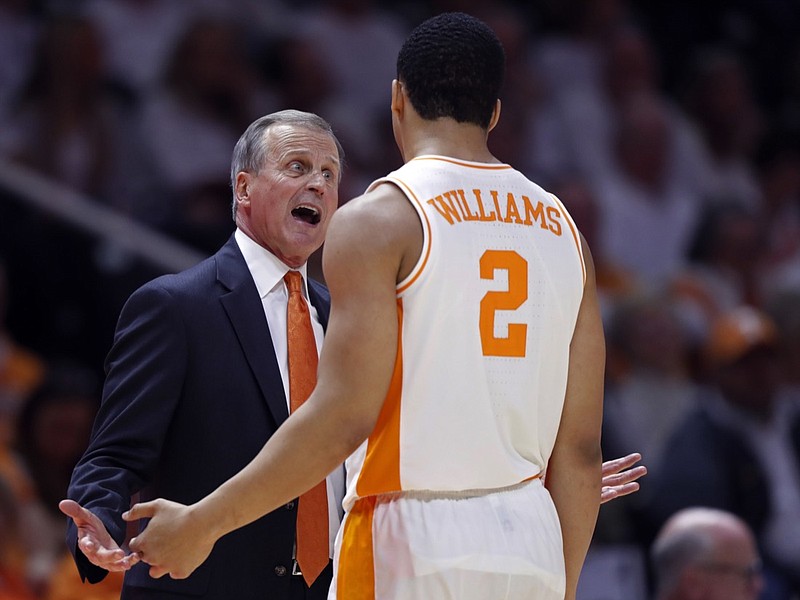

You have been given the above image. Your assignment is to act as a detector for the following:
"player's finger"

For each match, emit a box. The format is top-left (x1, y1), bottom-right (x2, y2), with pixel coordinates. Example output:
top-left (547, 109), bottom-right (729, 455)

top-left (123, 500), bottom-right (157, 522)
top-left (122, 553), bottom-right (141, 569)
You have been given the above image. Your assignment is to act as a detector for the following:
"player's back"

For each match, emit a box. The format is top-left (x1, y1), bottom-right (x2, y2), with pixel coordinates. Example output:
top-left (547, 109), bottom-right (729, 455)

top-left (344, 155), bottom-right (586, 506)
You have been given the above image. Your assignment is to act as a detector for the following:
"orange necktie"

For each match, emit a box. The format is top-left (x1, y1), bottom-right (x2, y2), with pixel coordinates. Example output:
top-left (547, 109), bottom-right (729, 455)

top-left (284, 271), bottom-right (329, 586)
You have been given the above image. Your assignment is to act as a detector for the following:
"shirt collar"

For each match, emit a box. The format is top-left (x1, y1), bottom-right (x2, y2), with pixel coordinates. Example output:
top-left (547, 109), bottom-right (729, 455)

top-left (234, 228), bottom-right (309, 299)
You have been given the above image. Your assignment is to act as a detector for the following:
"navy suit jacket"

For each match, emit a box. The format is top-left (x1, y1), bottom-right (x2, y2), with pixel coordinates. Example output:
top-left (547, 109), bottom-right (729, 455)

top-left (67, 234), bottom-right (332, 599)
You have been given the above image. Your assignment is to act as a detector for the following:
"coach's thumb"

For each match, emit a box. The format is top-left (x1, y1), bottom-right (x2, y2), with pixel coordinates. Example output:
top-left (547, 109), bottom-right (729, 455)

top-left (59, 499), bottom-right (81, 519)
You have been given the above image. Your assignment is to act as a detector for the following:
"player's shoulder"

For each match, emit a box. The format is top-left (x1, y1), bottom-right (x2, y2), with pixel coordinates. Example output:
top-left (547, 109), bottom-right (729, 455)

top-left (337, 181), bottom-right (414, 228)
top-left (326, 181), bottom-right (419, 266)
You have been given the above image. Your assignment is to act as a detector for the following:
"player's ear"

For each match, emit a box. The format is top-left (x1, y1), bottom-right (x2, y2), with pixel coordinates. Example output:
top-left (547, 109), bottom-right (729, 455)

top-left (488, 99), bottom-right (501, 132)
top-left (391, 79), bottom-right (405, 117)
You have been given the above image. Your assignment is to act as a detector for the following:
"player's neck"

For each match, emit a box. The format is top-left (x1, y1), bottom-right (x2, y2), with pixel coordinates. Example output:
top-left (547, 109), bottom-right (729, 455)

top-left (403, 119), bottom-right (500, 164)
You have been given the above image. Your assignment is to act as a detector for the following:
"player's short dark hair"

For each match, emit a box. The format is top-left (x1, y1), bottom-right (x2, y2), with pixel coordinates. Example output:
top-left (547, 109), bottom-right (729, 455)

top-left (397, 12), bottom-right (505, 129)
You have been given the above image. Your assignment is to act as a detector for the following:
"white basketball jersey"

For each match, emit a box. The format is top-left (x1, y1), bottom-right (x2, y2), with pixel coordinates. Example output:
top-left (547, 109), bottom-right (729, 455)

top-left (343, 155), bottom-right (586, 510)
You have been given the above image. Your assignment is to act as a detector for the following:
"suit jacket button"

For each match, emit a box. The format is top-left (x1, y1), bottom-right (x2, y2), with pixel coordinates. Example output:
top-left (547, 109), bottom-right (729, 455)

top-left (285, 501), bottom-right (295, 510)
top-left (275, 565), bottom-right (288, 577)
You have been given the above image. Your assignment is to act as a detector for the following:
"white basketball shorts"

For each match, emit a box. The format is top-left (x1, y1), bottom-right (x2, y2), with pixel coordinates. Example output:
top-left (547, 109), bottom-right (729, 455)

top-left (328, 477), bottom-right (565, 600)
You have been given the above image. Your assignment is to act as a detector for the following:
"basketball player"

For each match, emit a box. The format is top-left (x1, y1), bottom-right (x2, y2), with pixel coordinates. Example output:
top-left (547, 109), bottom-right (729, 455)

top-left (124, 12), bottom-right (605, 600)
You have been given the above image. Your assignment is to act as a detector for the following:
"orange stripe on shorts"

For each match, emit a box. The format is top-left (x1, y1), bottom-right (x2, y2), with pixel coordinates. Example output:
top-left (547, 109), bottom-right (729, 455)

top-left (336, 496), bottom-right (378, 600)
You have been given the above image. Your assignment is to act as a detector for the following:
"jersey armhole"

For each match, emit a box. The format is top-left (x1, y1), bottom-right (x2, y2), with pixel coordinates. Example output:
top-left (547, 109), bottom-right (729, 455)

top-left (368, 176), bottom-right (432, 295)
top-left (549, 193), bottom-right (586, 287)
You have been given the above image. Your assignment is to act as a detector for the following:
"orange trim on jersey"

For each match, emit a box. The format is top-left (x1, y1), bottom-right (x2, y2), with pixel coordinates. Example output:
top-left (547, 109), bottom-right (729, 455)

top-left (411, 155), bottom-right (513, 170)
top-left (335, 496), bottom-right (377, 599)
top-left (390, 178), bottom-right (432, 294)
top-left (549, 193), bottom-right (586, 285)
top-left (355, 299), bottom-right (404, 496)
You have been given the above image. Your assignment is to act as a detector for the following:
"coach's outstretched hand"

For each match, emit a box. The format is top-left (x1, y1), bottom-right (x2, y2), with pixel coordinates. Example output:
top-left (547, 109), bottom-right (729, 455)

top-left (600, 453), bottom-right (647, 504)
top-left (59, 499), bottom-right (140, 572)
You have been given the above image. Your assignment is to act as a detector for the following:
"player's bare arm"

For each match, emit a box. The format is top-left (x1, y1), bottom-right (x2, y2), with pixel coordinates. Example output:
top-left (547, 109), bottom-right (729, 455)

top-left (545, 236), bottom-right (605, 600)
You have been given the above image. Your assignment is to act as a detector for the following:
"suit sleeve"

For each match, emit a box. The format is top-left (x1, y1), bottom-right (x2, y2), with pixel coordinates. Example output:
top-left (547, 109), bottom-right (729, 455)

top-left (66, 282), bottom-right (188, 582)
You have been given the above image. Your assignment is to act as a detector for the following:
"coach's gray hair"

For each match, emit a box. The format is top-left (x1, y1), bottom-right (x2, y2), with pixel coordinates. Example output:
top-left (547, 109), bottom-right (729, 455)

top-left (229, 110), bottom-right (345, 221)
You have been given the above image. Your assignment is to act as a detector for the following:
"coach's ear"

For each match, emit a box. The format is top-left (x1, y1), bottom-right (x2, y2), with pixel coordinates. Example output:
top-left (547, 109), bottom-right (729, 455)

top-left (235, 171), bottom-right (252, 212)
top-left (488, 99), bottom-right (501, 133)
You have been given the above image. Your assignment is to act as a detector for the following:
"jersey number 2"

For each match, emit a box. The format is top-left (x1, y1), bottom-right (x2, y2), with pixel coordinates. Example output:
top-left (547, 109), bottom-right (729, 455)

top-left (479, 250), bottom-right (528, 357)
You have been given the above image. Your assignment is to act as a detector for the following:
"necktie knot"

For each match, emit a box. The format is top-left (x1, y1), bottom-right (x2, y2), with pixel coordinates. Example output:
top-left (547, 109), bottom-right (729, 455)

top-left (284, 270), bottom-right (303, 296)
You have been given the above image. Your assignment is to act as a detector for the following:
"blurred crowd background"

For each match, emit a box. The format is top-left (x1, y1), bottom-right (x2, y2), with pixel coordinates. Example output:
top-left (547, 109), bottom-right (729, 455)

top-left (1, 0), bottom-right (799, 598)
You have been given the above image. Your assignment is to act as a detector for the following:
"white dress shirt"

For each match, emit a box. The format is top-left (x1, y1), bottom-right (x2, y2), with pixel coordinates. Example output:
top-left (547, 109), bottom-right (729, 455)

top-left (235, 228), bottom-right (345, 558)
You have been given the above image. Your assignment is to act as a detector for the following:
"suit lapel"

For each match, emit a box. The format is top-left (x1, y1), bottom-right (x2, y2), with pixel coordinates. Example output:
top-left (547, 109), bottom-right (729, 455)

top-left (216, 236), bottom-right (290, 425)
top-left (308, 279), bottom-right (331, 330)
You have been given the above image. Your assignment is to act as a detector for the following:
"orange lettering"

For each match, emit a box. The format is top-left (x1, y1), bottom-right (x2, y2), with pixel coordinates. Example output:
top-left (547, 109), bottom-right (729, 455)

top-left (505, 193), bottom-right (523, 225)
top-left (427, 195), bottom-right (461, 224)
top-left (546, 206), bottom-right (563, 236)
top-left (454, 189), bottom-right (479, 221)
top-left (471, 189), bottom-right (496, 222)
top-left (490, 190), bottom-right (503, 221)
top-left (521, 196), bottom-right (545, 229)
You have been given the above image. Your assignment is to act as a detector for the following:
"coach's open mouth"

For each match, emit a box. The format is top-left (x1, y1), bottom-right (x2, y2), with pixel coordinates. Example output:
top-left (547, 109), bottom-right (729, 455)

top-left (291, 205), bottom-right (321, 225)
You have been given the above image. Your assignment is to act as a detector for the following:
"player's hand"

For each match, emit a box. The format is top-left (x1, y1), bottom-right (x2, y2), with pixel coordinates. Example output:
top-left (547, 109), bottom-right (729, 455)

top-left (59, 499), bottom-right (140, 571)
top-left (123, 499), bottom-right (214, 580)
top-left (600, 453), bottom-right (647, 504)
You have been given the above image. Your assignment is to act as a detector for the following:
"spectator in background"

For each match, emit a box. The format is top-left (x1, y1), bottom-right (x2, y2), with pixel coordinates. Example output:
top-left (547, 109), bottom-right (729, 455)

top-left (591, 92), bottom-right (702, 285)
top-left (650, 507), bottom-right (764, 600)
top-left (766, 288), bottom-right (800, 401)
top-left (0, 14), bottom-right (146, 206)
top-left (14, 363), bottom-right (99, 595)
top-left (755, 133), bottom-right (800, 295)
top-left (531, 24), bottom-right (701, 195)
top-left (678, 47), bottom-right (764, 211)
top-left (670, 202), bottom-right (769, 343)
top-left (532, 0), bottom-right (635, 102)
top-left (650, 306), bottom-right (800, 598)
top-left (0, 10), bottom-right (164, 237)
top-left (82, 0), bottom-right (194, 103)
top-left (528, 0), bottom-right (646, 184)
top-left (546, 25), bottom-right (662, 184)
